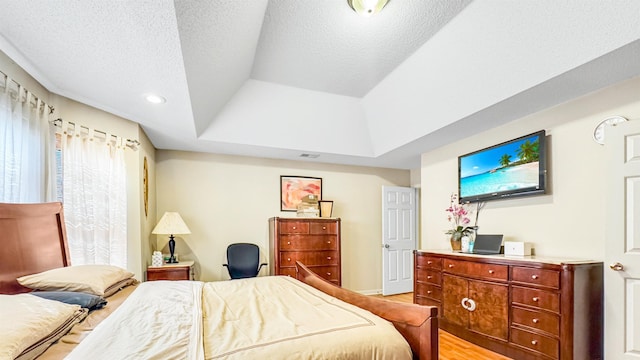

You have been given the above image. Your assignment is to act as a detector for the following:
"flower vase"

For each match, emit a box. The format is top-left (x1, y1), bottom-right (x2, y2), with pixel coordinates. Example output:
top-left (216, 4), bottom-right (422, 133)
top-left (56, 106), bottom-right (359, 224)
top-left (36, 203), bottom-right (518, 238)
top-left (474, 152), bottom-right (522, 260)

top-left (450, 232), bottom-right (463, 251)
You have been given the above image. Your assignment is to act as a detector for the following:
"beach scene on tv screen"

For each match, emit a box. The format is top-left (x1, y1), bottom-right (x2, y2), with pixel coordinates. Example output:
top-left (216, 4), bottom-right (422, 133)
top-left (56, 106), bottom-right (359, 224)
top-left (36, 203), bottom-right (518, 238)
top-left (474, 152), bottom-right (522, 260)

top-left (460, 134), bottom-right (541, 198)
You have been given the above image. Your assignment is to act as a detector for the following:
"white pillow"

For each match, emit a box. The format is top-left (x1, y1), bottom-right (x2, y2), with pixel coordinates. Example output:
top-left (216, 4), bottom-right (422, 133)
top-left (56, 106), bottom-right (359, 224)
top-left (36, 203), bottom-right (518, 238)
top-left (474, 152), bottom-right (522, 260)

top-left (17, 265), bottom-right (134, 297)
top-left (0, 294), bottom-right (86, 360)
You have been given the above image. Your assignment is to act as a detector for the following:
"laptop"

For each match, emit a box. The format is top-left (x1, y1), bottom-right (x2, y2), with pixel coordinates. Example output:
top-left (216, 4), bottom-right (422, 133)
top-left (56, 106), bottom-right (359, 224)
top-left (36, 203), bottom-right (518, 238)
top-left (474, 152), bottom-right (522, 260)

top-left (470, 234), bottom-right (504, 255)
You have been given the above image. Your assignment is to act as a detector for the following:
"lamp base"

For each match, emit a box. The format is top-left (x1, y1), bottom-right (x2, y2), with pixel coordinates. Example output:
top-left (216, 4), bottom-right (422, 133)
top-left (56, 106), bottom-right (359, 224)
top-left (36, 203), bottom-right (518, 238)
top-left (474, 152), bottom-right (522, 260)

top-left (168, 236), bottom-right (179, 264)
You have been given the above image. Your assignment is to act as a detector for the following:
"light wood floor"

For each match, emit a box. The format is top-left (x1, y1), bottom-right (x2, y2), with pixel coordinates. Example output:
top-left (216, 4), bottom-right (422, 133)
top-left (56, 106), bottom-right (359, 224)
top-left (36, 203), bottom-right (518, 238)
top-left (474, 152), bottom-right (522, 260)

top-left (370, 292), bottom-right (512, 360)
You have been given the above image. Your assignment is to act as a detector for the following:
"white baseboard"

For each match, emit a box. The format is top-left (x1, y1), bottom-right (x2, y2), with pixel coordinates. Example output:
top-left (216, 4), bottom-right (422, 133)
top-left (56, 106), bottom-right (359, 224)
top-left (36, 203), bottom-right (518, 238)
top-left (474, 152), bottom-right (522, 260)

top-left (356, 289), bottom-right (382, 296)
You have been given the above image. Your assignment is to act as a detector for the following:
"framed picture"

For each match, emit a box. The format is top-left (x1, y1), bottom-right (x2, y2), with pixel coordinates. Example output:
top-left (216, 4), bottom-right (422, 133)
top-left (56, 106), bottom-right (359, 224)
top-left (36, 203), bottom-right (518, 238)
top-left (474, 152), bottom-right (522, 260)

top-left (280, 176), bottom-right (322, 211)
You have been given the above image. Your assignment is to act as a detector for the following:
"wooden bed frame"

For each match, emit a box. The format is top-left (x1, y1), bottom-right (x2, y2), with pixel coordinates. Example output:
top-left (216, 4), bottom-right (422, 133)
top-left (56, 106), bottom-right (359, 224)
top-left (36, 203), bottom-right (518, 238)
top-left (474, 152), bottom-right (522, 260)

top-left (296, 262), bottom-right (438, 360)
top-left (0, 202), bottom-right (439, 360)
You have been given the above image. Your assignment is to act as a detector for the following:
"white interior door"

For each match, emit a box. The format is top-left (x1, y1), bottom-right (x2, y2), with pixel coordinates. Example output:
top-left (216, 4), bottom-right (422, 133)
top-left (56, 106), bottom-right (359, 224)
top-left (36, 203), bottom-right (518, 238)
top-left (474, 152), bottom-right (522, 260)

top-left (382, 186), bottom-right (417, 296)
top-left (605, 119), bottom-right (640, 359)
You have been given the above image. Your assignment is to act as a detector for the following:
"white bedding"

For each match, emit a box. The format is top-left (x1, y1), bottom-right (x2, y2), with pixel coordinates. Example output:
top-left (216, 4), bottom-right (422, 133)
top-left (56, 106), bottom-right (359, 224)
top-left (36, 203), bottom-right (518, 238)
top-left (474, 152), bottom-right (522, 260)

top-left (66, 281), bottom-right (203, 360)
top-left (66, 276), bottom-right (411, 360)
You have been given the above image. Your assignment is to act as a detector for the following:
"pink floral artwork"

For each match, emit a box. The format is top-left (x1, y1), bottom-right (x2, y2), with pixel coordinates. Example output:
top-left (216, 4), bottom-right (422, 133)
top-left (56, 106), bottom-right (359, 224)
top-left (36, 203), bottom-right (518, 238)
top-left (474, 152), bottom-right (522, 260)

top-left (280, 176), bottom-right (322, 211)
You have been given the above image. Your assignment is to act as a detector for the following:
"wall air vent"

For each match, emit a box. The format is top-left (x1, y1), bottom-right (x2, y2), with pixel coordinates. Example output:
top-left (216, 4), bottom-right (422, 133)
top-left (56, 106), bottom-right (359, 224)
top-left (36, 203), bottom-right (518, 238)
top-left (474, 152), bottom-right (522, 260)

top-left (299, 153), bottom-right (320, 158)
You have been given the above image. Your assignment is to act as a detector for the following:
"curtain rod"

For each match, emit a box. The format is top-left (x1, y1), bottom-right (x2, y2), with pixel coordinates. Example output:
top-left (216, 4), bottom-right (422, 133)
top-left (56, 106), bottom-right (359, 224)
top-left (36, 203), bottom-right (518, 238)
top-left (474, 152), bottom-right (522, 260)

top-left (0, 69), bottom-right (55, 114)
top-left (52, 118), bottom-right (140, 151)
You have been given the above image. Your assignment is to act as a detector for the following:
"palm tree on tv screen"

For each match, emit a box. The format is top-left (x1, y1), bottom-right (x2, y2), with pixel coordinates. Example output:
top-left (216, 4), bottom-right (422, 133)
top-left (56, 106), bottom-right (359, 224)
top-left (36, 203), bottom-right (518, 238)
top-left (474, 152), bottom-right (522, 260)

top-left (499, 154), bottom-right (512, 167)
top-left (517, 138), bottom-right (540, 163)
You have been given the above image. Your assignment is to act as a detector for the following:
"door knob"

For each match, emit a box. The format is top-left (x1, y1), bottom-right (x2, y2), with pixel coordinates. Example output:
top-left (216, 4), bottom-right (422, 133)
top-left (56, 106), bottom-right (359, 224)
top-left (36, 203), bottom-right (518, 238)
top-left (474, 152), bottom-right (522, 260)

top-left (610, 262), bottom-right (624, 271)
top-left (383, 244), bottom-right (390, 248)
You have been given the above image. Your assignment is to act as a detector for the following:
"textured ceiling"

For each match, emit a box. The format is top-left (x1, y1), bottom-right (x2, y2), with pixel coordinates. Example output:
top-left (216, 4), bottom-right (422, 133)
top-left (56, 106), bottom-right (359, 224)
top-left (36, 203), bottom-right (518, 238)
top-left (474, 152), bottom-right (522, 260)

top-left (0, 0), bottom-right (639, 169)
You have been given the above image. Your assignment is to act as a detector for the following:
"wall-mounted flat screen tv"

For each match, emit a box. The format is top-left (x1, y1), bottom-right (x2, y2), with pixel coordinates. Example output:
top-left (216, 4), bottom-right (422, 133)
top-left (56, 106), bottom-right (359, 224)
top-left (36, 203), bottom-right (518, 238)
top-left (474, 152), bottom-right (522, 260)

top-left (458, 130), bottom-right (547, 203)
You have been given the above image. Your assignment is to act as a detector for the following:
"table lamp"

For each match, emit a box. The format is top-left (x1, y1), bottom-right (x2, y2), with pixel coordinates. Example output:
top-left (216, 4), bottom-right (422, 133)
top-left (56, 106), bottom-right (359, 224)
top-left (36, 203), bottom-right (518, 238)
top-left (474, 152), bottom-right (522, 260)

top-left (152, 212), bottom-right (191, 264)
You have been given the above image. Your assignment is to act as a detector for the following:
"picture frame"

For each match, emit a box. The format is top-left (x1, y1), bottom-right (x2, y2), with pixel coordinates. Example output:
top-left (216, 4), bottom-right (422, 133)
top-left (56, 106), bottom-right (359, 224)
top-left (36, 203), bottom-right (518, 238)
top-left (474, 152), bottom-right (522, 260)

top-left (280, 176), bottom-right (322, 211)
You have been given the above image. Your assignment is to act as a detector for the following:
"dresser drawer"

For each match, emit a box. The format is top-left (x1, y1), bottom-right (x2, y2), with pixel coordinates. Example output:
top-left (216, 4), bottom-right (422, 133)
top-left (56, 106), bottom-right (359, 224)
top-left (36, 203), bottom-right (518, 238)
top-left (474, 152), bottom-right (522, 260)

top-left (511, 327), bottom-right (559, 359)
top-left (443, 259), bottom-right (468, 275)
top-left (415, 282), bottom-right (441, 301)
top-left (512, 306), bottom-right (560, 336)
top-left (147, 266), bottom-right (191, 281)
top-left (280, 236), bottom-right (338, 250)
top-left (280, 251), bottom-right (339, 267)
top-left (279, 221), bottom-right (310, 234)
top-left (416, 255), bottom-right (442, 270)
top-left (512, 267), bottom-right (560, 289)
top-left (279, 267), bottom-right (297, 278)
top-left (310, 265), bottom-right (340, 282)
top-left (416, 268), bottom-right (441, 285)
top-left (443, 259), bottom-right (508, 281)
top-left (309, 222), bottom-right (337, 235)
top-left (512, 286), bottom-right (560, 313)
top-left (467, 261), bottom-right (508, 281)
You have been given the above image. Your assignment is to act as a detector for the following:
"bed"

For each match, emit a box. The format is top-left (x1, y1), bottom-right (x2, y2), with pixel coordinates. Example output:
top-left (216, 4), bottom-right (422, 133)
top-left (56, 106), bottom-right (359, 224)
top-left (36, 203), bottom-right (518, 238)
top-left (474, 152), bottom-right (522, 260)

top-left (0, 202), bottom-right (438, 359)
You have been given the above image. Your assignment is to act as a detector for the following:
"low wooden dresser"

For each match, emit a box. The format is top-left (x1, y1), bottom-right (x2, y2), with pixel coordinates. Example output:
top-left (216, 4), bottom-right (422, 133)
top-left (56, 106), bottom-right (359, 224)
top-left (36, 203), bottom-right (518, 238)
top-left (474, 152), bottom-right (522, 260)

top-left (147, 260), bottom-right (194, 281)
top-left (414, 250), bottom-right (603, 360)
top-left (269, 217), bottom-right (341, 286)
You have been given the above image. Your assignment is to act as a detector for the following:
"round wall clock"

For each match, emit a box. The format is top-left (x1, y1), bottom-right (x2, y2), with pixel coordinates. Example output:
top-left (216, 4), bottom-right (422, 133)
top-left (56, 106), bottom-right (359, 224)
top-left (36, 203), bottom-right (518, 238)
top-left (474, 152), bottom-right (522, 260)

top-left (143, 156), bottom-right (149, 217)
top-left (593, 116), bottom-right (628, 145)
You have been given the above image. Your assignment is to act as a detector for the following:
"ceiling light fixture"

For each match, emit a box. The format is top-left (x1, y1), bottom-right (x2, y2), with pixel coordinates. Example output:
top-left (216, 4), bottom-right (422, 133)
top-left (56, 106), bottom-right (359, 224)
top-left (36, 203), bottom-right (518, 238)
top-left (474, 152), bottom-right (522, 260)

top-left (145, 94), bottom-right (166, 104)
top-left (347, 0), bottom-right (389, 17)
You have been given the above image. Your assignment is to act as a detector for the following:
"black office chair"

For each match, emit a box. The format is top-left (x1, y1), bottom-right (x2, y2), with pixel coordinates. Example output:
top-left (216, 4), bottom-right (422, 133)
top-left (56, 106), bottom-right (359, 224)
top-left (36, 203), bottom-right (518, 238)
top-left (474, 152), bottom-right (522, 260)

top-left (223, 243), bottom-right (267, 279)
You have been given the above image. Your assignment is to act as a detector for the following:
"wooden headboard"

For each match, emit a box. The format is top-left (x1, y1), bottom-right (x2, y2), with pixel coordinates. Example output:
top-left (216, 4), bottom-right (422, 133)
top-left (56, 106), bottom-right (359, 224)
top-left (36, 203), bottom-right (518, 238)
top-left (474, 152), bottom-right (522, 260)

top-left (0, 202), bottom-right (71, 294)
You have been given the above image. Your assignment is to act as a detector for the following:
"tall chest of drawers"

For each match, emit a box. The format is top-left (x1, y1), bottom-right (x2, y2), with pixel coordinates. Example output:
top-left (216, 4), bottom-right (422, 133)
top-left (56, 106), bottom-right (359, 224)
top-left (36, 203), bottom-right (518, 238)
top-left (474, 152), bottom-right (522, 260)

top-left (269, 217), bottom-right (341, 286)
top-left (414, 250), bottom-right (603, 360)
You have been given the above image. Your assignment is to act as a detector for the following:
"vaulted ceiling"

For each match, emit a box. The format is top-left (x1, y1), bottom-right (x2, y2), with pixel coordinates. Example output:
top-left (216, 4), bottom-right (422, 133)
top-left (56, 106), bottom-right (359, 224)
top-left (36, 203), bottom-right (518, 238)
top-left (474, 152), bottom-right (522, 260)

top-left (1, 0), bottom-right (639, 169)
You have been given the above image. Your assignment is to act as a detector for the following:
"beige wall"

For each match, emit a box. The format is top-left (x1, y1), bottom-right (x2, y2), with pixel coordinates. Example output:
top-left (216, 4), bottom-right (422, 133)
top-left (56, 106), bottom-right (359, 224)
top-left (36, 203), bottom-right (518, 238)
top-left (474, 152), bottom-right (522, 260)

top-left (155, 151), bottom-right (410, 292)
top-left (420, 76), bottom-right (640, 260)
top-left (138, 129), bottom-right (157, 277)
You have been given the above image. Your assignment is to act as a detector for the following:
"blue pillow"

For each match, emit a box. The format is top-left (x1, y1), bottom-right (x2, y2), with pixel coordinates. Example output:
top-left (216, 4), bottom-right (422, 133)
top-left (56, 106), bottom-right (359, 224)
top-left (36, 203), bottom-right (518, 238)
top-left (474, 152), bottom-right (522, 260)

top-left (31, 291), bottom-right (107, 310)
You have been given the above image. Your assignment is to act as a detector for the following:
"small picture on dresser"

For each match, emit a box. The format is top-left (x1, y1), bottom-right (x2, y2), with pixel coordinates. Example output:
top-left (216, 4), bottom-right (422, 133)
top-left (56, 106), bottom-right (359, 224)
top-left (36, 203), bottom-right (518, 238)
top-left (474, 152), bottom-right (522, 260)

top-left (280, 175), bottom-right (322, 211)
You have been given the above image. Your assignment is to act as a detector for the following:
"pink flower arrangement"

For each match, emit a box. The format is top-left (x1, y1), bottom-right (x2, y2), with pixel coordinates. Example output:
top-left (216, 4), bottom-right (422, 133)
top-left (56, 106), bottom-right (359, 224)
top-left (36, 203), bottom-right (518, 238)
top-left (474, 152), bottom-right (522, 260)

top-left (445, 193), bottom-right (475, 236)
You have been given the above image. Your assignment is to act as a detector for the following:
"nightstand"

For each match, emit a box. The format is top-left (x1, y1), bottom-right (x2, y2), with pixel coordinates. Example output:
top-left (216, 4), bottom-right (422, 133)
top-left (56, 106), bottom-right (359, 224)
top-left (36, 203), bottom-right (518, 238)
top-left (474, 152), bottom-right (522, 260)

top-left (147, 260), bottom-right (195, 281)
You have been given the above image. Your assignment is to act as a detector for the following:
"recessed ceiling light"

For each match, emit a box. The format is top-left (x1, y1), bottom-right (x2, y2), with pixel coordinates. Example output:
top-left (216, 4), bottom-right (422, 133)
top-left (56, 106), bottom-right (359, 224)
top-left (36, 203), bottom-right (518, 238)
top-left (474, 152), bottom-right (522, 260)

top-left (347, 0), bottom-right (389, 17)
top-left (145, 94), bottom-right (166, 104)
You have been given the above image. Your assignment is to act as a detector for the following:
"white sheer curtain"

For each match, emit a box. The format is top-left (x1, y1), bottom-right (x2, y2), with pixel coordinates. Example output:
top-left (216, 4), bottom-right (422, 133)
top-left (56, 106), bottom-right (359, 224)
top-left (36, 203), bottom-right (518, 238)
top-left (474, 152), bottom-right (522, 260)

top-left (61, 125), bottom-right (127, 268)
top-left (0, 77), bottom-right (56, 202)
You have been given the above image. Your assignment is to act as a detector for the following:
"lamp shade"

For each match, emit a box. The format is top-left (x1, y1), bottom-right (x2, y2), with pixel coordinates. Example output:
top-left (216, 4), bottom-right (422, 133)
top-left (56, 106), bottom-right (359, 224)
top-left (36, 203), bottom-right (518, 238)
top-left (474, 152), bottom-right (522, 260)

top-left (152, 212), bottom-right (191, 235)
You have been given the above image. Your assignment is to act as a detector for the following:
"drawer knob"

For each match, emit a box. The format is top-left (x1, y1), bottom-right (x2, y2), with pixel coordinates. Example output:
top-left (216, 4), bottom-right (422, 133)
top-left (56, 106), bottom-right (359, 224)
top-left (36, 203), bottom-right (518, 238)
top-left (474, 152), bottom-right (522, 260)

top-left (531, 274), bottom-right (539, 280)
top-left (293, 226), bottom-right (296, 229)
top-left (448, 264), bottom-right (454, 268)
top-left (327, 241), bottom-right (331, 244)
top-left (427, 261), bottom-right (432, 265)
top-left (327, 256), bottom-right (332, 260)
top-left (531, 340), bottom-right (538, 346)
top-left (488, 270), bottom-right (495, 274)
top-left (322, 226), bottom-right (326, 230)
top-left (532, 297), bottom-right (539, 302)
top-left (427, 290), bottom-right (432, 294)
top-left (287, 241), bottom-right (291, 245)
top-left (427, 275), bottom-right (432, 279)
top-left (287, 258), bottom-right (291, 261)
top-left (327, 272), bottom-right (331, 276)
top-left (532, 318), bottom-right (539, 324)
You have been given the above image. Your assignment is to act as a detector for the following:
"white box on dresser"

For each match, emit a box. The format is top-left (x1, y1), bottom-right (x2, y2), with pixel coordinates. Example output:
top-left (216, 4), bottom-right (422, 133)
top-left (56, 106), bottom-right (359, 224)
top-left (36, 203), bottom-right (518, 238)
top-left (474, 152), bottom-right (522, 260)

top-left (504, 241), bottom-right (532, 256)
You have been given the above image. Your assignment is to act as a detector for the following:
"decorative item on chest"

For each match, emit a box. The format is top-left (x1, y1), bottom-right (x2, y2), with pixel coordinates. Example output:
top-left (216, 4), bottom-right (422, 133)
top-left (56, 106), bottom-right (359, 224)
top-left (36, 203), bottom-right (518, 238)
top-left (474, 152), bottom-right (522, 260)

top-left (152, 251), bottom-right (163, 266)
top-left (444, 193), bottom-right (481, 252)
